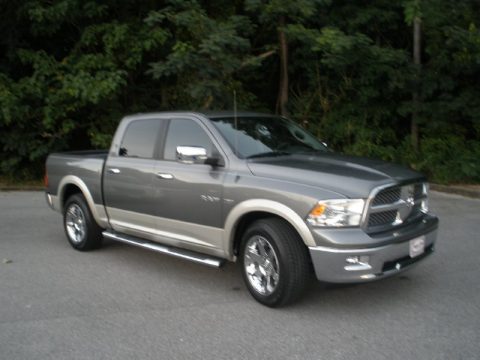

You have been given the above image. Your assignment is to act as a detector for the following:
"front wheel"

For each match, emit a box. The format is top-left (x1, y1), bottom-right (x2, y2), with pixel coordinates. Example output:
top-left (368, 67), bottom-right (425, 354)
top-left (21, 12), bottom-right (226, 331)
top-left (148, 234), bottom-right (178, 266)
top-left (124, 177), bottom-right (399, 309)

top-left (63, 194), bottom-right (103, 251)
top-left (240, 218), bottom-right (311, 307)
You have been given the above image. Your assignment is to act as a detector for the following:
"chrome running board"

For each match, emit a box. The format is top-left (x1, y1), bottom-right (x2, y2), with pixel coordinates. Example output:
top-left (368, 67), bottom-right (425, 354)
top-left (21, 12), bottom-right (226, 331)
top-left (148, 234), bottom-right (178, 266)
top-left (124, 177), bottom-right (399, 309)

top-left (102, 230), bottom-right (224, 268)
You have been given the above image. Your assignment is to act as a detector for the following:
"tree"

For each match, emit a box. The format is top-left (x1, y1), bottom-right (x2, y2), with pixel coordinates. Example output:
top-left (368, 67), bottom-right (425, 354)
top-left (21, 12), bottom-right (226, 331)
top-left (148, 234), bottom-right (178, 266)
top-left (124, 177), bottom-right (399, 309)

top-left (245, 0), bottom-right (327, 116)
top-left (405, 0), bottom-right (422, 152)
top-left (0, 0), bottom-right (167, 177)
top-left (146, 0), bottom-right (257, 110)
top-left (0, 0), bottom-right (479, 183)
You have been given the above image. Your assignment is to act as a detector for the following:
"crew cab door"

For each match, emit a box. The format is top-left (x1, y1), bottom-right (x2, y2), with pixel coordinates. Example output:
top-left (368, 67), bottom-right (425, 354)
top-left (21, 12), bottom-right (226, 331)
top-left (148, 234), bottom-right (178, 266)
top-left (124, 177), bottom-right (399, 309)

top-left (152, 117), bottom-right (226, 255)
top-left (103, 118), bottom-right (165, 238)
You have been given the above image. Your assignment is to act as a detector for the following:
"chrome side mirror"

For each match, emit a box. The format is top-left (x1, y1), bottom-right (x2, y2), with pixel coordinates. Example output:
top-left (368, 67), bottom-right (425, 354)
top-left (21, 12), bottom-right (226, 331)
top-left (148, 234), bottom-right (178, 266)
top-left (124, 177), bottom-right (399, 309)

top-left (176, 146), bottom-right (208, 164)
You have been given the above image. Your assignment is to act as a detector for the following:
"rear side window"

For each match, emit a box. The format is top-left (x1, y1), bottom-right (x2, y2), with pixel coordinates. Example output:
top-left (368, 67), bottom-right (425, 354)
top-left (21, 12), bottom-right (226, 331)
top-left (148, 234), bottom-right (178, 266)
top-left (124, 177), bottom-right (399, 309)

top-left (120, 119), bottom-right (161, 158)
top-left (163, 119), bottom-right (214, 160)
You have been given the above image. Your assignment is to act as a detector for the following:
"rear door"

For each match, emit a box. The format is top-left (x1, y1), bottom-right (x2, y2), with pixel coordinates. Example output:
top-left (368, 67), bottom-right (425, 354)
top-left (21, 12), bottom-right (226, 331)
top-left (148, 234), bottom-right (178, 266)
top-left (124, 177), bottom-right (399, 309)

top-left (103, 118), bottom-right (165, 239)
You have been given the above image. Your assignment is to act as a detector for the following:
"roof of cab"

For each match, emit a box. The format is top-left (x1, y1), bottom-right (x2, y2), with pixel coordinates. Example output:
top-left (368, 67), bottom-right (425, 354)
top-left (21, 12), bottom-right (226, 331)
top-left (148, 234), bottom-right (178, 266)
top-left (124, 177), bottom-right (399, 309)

top-left (122, 111), bottom-right (277, 121)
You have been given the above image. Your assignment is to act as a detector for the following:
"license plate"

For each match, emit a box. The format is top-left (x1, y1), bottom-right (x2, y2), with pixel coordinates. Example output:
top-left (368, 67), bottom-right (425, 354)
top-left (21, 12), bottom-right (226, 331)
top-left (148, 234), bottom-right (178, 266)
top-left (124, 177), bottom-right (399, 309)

top-left (409, 236), bottom-right (425, 258)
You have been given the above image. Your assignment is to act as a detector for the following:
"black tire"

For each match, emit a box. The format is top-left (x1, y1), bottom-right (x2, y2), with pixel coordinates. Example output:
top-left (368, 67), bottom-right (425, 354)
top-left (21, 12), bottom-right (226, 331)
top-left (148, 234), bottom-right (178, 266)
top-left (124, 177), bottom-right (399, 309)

top-left (63, 194), bottom-right (103, 251)
top-left (240, 217), bottom-right (311, 307)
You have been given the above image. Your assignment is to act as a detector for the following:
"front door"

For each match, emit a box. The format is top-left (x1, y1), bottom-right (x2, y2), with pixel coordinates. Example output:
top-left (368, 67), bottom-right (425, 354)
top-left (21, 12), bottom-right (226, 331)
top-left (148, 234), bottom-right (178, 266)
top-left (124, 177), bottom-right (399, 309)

top-left (152, 117), bottom-right (226, 254)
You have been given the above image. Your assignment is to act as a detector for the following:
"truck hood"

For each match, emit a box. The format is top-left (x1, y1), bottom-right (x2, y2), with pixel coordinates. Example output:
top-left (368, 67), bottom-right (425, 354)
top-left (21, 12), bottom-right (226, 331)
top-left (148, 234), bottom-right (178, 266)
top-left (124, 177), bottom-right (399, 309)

top-left (246, 153), bottom-right (425, 199)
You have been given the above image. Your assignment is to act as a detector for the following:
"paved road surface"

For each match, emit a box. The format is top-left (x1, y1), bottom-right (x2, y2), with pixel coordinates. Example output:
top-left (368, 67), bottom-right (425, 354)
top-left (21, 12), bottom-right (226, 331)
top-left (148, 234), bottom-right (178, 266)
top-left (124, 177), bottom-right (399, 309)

top-left (0, 191), bottom-right (479, 359)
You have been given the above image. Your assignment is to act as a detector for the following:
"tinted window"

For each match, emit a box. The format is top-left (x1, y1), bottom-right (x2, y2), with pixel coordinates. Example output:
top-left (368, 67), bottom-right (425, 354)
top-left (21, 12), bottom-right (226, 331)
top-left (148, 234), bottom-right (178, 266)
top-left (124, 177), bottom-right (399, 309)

top-left (164, 119), bottom-right (214, 160)
top-left (120, 119), bottom-right (161, 158)
top-left (210, 116), bottom-right (327, 158)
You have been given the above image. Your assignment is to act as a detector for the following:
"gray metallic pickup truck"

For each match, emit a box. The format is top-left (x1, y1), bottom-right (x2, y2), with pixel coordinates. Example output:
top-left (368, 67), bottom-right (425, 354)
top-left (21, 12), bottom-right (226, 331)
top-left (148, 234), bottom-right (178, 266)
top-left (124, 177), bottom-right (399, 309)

top-left (45, 111), bottom-right (438, 306)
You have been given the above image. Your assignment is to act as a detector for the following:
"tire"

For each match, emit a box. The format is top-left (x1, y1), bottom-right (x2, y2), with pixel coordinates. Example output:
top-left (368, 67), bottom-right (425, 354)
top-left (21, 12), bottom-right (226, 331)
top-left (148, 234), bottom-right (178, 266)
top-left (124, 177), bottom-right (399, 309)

top-left (63, 194), bottom-right (103, 251)
top-left (240, 217), bottom-right (311, 307)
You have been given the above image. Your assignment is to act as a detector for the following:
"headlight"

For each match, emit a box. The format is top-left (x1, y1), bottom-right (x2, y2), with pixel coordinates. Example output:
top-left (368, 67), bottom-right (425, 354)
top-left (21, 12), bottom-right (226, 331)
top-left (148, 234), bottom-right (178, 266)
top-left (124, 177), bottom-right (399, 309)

top-left (307, 199), bottom-right (365, 227)
top-left (421, 183), bottom-right (429, 213)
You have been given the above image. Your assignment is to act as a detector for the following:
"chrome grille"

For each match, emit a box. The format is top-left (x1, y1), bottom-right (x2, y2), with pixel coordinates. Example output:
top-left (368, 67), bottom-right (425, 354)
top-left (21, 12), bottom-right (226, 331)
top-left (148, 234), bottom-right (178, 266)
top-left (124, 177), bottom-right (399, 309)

top-left (366, 182), bottom-right (427, 233)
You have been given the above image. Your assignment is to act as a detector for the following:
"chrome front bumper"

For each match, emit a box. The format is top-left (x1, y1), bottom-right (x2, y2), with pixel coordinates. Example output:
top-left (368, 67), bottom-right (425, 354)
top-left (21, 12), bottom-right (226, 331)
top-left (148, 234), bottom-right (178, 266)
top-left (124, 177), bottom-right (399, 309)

top-left (309, 221), bottom-right (438, 283)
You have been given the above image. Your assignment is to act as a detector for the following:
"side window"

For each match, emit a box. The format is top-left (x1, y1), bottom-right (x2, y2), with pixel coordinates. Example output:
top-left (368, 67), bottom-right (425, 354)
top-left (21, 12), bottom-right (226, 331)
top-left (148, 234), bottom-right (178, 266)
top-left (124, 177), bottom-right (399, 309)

top-left (163, 119), bottom-right (214, 160)
top-left (120, 119), bottom-right (161, 158)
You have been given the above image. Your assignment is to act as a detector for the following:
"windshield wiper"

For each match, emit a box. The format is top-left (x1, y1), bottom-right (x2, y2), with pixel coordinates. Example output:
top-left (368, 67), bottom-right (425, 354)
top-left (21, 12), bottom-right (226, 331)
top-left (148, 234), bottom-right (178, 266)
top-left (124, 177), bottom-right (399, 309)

top-left (246, 151), bottom-right (291, 159)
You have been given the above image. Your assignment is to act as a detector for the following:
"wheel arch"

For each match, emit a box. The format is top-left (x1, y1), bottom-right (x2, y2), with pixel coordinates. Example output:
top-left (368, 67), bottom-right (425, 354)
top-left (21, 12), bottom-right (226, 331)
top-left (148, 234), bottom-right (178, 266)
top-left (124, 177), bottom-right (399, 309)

top-left (223, 199), bottom-right (316, 259)
top-left (58, 175), bottom-right (108, 228)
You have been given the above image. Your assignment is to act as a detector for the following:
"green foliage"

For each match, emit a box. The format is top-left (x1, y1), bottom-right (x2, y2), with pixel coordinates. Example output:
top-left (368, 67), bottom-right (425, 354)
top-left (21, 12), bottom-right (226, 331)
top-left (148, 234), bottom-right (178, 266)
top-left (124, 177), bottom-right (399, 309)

top-left (146, 0), bottom-right (257, 109)
top-left (416, 136), bottom-right (480, 183)
top-left (0, 0), bottom-right (479, 183)
top-left (0, 0), bottom-right (167, 177)
top-left (404, 0), bottom-right (422, 25)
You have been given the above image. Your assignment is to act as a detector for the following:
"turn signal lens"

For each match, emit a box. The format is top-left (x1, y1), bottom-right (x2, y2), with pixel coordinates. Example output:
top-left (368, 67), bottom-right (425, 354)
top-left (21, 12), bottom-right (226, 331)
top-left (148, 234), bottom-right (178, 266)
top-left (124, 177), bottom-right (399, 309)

top-left (310, 204), bottom-right (326, 217)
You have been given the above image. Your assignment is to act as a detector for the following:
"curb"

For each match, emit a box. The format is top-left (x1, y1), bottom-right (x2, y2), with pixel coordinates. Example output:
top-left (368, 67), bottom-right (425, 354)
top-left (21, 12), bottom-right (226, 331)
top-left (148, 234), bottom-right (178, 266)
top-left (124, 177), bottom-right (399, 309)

top-left (430, 184), bottom-right (480, 199)
top-left (0, 186), bottom-right (44, 191)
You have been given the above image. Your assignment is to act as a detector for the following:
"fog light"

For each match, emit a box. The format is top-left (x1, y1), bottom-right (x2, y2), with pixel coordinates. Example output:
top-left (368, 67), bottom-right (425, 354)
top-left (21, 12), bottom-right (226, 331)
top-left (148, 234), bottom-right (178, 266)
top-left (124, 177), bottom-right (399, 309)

top-left (345, 255), bottom-right (371, 271)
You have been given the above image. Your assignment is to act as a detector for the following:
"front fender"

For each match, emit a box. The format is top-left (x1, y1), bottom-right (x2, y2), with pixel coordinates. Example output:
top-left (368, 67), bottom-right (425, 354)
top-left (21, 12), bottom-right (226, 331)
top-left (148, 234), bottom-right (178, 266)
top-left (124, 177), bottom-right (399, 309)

top-left (223, 199), bottom-right (316, 258)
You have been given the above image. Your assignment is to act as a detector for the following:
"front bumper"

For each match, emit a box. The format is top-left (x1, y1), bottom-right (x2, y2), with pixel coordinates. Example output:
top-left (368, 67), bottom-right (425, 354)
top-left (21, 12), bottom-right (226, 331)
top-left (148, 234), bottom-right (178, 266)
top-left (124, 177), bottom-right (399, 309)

top-left (309, 216), bottom-right (438, 283)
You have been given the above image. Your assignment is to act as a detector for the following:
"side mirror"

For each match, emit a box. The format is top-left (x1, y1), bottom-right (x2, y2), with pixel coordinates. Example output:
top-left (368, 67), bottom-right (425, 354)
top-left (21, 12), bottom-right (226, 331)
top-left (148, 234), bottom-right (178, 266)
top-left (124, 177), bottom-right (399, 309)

top-left (176, 146), bottom-right (224, 166)
top-left (176, 146), bottom-right (208, 164)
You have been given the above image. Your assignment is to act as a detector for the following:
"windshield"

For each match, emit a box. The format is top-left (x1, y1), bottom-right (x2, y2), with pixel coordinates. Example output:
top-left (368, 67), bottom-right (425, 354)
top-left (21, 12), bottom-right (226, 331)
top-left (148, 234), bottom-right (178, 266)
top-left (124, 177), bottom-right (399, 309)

top-left (209, 116), bottom-right (328, 158)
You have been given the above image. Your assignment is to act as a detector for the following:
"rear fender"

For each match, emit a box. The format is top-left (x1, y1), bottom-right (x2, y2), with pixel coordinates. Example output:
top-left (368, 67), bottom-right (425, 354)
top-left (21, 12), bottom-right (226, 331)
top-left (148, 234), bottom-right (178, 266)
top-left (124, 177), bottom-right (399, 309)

top-left (58, 175), bottom-right (108, 228)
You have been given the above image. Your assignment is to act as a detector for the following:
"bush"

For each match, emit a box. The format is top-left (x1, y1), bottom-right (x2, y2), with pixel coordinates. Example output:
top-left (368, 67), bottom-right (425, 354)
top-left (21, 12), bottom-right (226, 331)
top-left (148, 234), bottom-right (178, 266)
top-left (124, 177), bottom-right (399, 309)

top-left (416, 136), bottom-right (480, 184)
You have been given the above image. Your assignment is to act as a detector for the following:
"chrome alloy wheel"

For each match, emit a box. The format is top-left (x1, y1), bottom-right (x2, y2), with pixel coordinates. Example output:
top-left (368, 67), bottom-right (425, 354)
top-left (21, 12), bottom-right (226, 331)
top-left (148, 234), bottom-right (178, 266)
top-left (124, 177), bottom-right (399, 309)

top-left (65, 204), bottom-right (86, 244)
top-left (244, 235), bottom-right (280, 295)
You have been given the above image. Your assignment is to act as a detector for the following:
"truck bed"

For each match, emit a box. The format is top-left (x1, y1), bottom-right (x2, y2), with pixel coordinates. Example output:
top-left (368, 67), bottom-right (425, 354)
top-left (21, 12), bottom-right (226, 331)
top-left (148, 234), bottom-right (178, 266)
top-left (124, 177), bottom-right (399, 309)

top-left (46, 150), bottom-right (108, 207)
top-left (52, 150), bottom-right (109, 159)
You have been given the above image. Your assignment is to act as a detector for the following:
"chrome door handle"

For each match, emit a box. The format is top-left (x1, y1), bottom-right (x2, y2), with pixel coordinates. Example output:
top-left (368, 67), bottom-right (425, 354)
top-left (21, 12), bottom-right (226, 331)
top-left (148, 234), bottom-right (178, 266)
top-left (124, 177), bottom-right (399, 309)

top-left (156, 173), bottom-right (174, 180)
top-left (108, 168), bottom-right (121, 174)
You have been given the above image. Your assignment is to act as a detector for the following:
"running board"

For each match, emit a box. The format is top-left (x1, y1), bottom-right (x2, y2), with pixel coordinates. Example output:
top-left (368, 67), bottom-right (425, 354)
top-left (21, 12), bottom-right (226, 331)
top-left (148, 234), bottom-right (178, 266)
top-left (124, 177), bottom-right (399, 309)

top-left (102, 231), bottom-right (224, 268)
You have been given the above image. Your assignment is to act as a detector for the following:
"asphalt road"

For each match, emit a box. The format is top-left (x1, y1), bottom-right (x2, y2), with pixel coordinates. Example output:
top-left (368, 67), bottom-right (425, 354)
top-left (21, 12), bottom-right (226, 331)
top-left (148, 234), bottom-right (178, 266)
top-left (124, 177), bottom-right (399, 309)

top-left (0, 191), bottom-right (479, 360)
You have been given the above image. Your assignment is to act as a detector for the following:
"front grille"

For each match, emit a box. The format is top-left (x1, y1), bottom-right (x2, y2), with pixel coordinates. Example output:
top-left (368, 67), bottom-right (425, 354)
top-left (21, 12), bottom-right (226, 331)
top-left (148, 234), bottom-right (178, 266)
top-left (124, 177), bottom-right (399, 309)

top-left (373, 187), bottom-right (401, 206)
top-left (368, 210), bottom-right (397, 227)
top-left (366, 182), bottom-right (426, 233)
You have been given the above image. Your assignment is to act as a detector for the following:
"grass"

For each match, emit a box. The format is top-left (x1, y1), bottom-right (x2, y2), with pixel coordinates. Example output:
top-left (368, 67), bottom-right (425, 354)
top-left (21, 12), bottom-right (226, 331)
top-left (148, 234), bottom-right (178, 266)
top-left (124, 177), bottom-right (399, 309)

top-left (0, 176), bottom-right (44, 190)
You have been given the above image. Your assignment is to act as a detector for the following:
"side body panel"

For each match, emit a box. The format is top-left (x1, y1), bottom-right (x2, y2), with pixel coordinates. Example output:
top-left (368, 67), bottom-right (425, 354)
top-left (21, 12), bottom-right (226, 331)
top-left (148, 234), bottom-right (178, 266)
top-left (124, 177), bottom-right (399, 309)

top-left (103, 157), bottom-right (157, 237)
top-left (46, 151), bottom-right (108, 227)
top-left (151, 161), bottom-right (225, 249)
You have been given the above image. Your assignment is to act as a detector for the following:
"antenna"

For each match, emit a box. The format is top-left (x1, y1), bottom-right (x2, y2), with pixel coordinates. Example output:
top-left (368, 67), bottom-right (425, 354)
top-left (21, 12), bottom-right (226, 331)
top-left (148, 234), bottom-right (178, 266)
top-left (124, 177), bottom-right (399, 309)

top-left (233, 90), bottom-right (238, 156)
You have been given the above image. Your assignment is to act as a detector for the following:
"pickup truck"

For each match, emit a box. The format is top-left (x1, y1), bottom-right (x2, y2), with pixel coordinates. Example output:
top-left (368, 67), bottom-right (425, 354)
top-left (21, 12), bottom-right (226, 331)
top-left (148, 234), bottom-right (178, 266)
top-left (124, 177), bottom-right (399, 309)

top-left (45, 111), bottom-right (439, 307)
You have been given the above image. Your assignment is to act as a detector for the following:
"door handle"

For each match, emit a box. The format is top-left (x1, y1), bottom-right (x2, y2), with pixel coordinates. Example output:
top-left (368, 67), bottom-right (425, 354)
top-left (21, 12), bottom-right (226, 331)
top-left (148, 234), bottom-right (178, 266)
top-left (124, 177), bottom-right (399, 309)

top-left (156, 173), bottom-right (174, 180)
top-left (108, 168), bottom-right (121, 174)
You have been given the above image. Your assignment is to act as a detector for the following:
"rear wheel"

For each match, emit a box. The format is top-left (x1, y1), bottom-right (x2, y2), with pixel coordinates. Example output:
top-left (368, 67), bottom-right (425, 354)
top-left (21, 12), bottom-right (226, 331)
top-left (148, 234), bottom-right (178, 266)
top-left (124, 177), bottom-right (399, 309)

top-left (63, 194), bottom-right (102, 251)
top-left (240, 218), bottom-right (311, 307)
